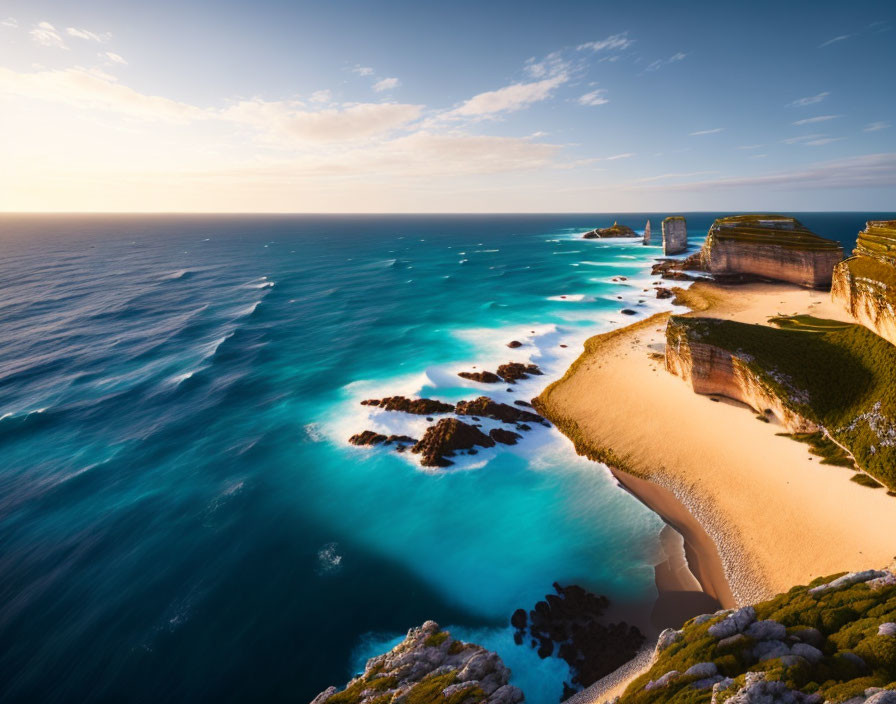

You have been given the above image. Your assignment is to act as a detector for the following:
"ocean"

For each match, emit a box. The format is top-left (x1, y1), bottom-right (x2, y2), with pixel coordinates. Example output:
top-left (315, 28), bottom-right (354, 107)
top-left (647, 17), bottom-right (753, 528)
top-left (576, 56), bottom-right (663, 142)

top-left (0, 213), bottom-right (884, 704)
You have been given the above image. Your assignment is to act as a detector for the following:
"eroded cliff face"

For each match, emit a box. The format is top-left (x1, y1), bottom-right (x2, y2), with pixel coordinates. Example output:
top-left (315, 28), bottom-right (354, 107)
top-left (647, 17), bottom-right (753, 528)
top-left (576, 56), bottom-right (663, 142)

top-left (662, 216), bottom-right (687, 255)
top-left (701, 215), bottom-right (843, 289)
top-left (832, 220), bottom-right (896, 346)
top-left (665, 319), bottom-right (817, 433)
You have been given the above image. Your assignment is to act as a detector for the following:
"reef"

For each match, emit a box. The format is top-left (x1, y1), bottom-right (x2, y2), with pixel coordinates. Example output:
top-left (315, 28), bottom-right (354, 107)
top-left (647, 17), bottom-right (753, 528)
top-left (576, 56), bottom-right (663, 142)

top-left (310, 621), bottom-right (524, 704)
top-left (618, 569), bottom-right (896, 704)
top-left (832, 220), bottom-right (896, 347)
top-left (700, 215), bottom-right (843, 289)
top-left (583, 221), bottom-right (637, 239)
top-left (511, 583), bottom-right (645, 698)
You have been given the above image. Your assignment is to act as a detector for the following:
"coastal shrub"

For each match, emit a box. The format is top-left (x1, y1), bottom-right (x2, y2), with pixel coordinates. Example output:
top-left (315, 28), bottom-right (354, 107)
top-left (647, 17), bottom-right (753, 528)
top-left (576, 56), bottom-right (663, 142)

top-left (666, 315), bottom-right (896, 490)
top-left (850, 473), bottom-right (883, 489)
top-left (779, 432), bottom-right (855, 468)
top-left (618, 574), bottom-right (896, 704)
top-left (424, 630), bottom-right (450, 648)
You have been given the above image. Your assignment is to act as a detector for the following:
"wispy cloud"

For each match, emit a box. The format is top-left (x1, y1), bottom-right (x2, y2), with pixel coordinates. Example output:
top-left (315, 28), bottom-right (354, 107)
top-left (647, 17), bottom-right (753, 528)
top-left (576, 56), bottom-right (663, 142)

top-left (352, 65), bottom-right (374, 77)
top-left (1, 17), bottom-right (17, 29)
top-left (577, 33), bottom-right (633, 52)
top-left (737, 144), bottom-right (764, 150)
top-left (605, 153), bottom-right (634, 160)
top-left (788, 92), bottom-right (829, 107)
top-left (781, 133), bottom-right (844, 146)
top-left (793, 115), bottom-right (840, 125)
top-left (29, 21), bottom-right (67, 49)
top-left (637, 170), bottom-right (718, 183)
top-left (102, 51), bottom-right (128, 66)
top-left (690, 128), bottom-right (724, 136)
top-left (577, 89), bottom-right (608, 106)
top-left (865, 121), bottom-right (890, 132)
top-left (781, 133), bottom-right (826, 144)
top-left (447, 74), bottom-right (567, 119)
top-left (644, 52), bottom-right (687, 72)
top-left (373, 77), bottom-right (400, 92)
top-left (819, 34), bottom-right (852, 48)
top-left (66, 27), bottom-right (110, 42)
top-left (804, 137), bottom-right (844, 146)
top-left (309, 89), bottom-right (332, 104)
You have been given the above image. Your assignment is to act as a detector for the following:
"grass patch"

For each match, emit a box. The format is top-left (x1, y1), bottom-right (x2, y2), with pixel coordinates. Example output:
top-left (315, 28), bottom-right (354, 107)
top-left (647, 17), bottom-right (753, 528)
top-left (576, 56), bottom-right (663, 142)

top-left (667, 315), bottom-right (896, 489)
top-left (706, 215), bottom-right (842, 252)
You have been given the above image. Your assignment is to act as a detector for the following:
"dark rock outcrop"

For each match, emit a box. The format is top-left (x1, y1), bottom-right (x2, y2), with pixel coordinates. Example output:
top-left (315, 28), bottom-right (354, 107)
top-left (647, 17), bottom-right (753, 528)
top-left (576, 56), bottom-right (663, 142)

top-left (489, 428), bottom-right (522, 445)
top-left (496, 362), bottom-right (542, 383)
top-left (458, 370), bottom-right (502, 384)
top-left (455, 396), bottom-right (544, 424)
top-left (512, 583), bottom-right (645, 696)
top-left (507, 340), bottom-right (523, 348)
top-left (310, 621), bottom-right (524, 704)
top-left (583, 221), bottom-right (637, 239)
top-left (349, 431), bottom-right (418, 448)
top-left (361, 396), bottom-right (455, 415)
top-left (411, 418), bottom-right (496, 467)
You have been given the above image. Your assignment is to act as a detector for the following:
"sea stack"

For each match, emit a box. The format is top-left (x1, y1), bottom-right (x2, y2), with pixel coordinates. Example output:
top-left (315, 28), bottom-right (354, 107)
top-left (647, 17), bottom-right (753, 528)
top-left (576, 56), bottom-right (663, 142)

top-left (662, 216), bottom-right (687, 255)
top-left (701, 214), bottom-right (843, 288)
top-left (832, 220), bottom-right (896, 346)
top-left (643, 219), bottom-right (652, 245)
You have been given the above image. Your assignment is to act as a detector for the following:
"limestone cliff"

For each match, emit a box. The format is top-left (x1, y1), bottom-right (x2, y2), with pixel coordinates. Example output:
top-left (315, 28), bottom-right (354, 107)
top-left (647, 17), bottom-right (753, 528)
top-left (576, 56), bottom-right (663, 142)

top-left (311, 621), bottom-right (524, 704)
top-left (700, 215), bottom-right (843, 289)
top-left (664, 318), bottom-right (817, 434)
top-left (661, 216), bottom-right (687, 255)
top-left (832, 220), bottom-right (896, 346)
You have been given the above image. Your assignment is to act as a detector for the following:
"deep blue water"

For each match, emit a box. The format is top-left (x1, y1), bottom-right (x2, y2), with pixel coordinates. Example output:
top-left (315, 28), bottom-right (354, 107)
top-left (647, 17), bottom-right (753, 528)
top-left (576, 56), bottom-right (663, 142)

top-left (0, 213), bottom-right (888, 704)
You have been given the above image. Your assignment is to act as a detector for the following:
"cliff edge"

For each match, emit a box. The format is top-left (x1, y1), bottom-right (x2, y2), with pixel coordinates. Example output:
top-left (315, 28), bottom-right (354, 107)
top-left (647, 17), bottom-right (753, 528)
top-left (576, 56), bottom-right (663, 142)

top-left (701, 215), bottom-right (843, 289)
top-left (832, 220), bottom-right (896, 347)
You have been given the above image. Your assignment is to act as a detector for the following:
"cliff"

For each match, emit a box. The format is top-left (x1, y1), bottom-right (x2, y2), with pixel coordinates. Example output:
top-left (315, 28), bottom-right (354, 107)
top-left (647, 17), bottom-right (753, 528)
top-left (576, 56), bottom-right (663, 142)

top-left (832, 220), bottom-right (896, 347)
top-left (618, 568), bottom-right (896, 704)
top-left (662, 216), bottom-right (687, 255)
top-left (310, 621), bottom-right (524, 704)
top-left (700, 215), bottom-right (843, 288)
top-left (583, 221), bottom-right (636, 239)
top-left (665, 315), bottom-right (896, 490)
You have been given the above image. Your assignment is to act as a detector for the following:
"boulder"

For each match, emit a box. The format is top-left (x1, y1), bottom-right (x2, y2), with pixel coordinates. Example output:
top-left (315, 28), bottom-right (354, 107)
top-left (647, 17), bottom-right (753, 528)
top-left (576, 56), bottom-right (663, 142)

top-left (490, 428), bottom-right (522, 445)
top-left (496, 362), bottom-right (542, 383)
top-left (411, 418), bottom-right (495, 467)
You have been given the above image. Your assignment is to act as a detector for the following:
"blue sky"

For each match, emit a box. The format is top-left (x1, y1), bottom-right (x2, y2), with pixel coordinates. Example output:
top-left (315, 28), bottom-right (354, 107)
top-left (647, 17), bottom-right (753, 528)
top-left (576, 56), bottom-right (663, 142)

top-left (1, 0), bottom-right (894, 211)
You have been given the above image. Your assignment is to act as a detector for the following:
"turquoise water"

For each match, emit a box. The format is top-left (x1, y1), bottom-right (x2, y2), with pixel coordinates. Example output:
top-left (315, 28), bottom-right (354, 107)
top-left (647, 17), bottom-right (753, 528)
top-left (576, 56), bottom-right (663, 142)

top-left (0, 213), bottom-right (883, 703)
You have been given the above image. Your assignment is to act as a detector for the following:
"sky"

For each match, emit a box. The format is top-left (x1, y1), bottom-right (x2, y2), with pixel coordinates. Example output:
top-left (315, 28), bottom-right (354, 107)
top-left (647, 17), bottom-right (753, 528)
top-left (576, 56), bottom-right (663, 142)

top-left (1, 0), bottom-right (894, 212)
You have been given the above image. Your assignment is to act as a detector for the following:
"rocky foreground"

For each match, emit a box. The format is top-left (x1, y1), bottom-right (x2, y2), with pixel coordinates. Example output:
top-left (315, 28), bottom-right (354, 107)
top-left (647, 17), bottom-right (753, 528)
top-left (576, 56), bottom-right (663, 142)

top-left (310, 621), bottom-right (524, 704)
top-left (832, 220), bottom-right (896, 347)
top-left (619, 569), bottom-right (896, 704)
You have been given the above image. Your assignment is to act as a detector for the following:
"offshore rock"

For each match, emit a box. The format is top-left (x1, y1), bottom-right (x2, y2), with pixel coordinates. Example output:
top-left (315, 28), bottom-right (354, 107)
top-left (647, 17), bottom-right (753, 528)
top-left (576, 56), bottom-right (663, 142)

top-left (832, 220), bottom-right (896, 346)
top-left (700, 214), bottom-right (843, 288)
top-left (496, 362), bottom-right (542, 383)
top-left (349, 430), bottom-right (418, 447)
top-left (411, 418), bottom-right (495, 467)
top-left (455, 396), bottom-right (544, 424)
top-left (643, 219), bottom-right (652, 245)
top-left (361, 396), bottom-right (455, 415)
top-left (459, 370), bottom-right (502, 384)
top-left (662, 216), bottom-right (688, 255)
top-left (583, 221), bottom-right (637, 239)
top-left (489, 428), bottom-right (522, 445)
top-left (310, 621), bottom-right (524, 704)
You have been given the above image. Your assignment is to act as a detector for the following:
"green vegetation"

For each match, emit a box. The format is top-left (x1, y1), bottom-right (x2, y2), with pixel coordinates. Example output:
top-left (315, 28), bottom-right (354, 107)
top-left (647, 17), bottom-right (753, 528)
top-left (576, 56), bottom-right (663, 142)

top-left (619, 572), bottom-right (896, 704)
top-left (850, 473), bottom-right (883, 489)
top-left (404, 673), bottom-right (486, 704)
top-left (706, 214), bottom-right (842, 252)
top-left (780, 432), bottom-right (855, 468)
top-left (424, 630), bottom-right (450, 648)
top-left (664, 216), bottom-right (686, 223)
top-left (667, 315), bottom-right (896, 489)
top-left (855, 220), bottom-right (896, 263)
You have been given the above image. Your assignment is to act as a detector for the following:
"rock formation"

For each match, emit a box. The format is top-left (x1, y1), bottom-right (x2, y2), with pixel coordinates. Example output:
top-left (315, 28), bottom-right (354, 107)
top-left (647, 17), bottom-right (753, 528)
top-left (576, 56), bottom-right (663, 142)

top-left (458, 363), bottom-right (542, 385)
top-left (832, 220), bottom-right (896, 346)
top-left (618, 569), bottom-right (896, 704)
top-left (361, 396), bottom-right (455, 415)
top-left (662, 216), bottom-right (688, 255)
top-left (349, 431), bottom-right (418, 448)
top-left (454, 396), bottom-right (544, 424)
top-left (458, 370), bottom-right (502, 384)
top-left (310, 621), bottom-right (524, 704)
top-left (700, 214), bottom-right (843, 288)
top-left (582, 221), bottom-right (636, 239)
top-left (642, 219), bottom-right (652, 245)
top-left (411, 418), bottom-right (496, 467)
top-left (511, 583), bottom-right (645, 697)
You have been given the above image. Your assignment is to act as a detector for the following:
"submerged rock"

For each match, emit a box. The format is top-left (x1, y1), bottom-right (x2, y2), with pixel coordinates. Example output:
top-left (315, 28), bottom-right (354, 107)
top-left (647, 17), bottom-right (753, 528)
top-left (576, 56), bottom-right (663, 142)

top-left (310, 621), bottom-right (524, 704)
top-left (411, 418), bottom-right (495, 467)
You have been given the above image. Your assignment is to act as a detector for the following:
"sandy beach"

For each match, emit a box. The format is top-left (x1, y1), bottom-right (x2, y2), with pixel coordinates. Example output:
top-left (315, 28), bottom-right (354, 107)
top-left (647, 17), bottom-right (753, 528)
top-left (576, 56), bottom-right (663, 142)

top-left (537, 281), bottom-right (896, 610)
